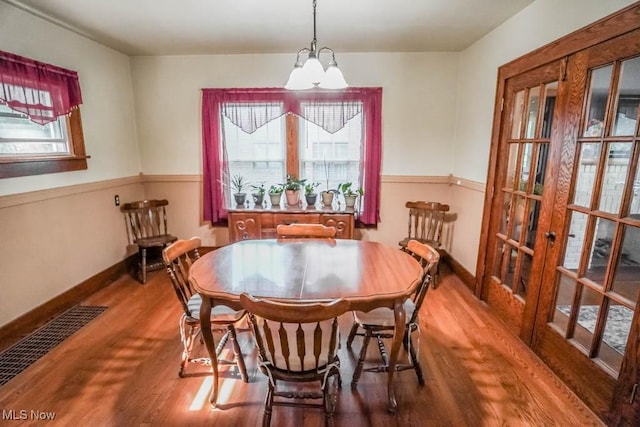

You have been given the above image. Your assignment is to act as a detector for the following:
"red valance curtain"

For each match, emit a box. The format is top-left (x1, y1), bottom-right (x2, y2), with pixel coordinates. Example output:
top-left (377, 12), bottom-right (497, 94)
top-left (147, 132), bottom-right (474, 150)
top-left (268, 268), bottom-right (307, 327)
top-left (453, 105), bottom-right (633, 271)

top-left (0, 50), bottom-right (82, 125)
top-left (202, 87), bottom-right (382, 225)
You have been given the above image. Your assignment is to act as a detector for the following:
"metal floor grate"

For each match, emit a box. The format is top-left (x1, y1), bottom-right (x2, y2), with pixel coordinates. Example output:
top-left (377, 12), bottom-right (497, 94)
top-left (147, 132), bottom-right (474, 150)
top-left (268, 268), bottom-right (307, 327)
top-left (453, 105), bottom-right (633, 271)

top-left (0, 305), bottom-right (107, 387)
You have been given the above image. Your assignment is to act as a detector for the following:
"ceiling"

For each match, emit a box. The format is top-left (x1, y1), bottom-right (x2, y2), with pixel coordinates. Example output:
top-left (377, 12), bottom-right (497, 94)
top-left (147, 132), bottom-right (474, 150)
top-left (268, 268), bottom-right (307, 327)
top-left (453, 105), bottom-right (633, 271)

top-left (5, 0), bottom-right (534, 56)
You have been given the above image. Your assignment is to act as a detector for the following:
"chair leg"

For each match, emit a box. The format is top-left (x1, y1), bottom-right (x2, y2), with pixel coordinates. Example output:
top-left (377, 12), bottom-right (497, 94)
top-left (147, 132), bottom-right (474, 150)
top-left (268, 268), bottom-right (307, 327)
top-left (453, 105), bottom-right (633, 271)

top-left (140, 247), bottom-right (148, 284)
top-left (407, 334), bottom-right (425, 385)
top-left (263, 381), bottom-right (274, 427)
top-left (432, 263), bottom-right (439, 289)
top-left (324, 369), bottom-right (339, 427)
top-left (351, 331), bottom-right (371, 389)
top-left (227, 325), bottom-right (248, 382)
top-left (178, 315), bottom-right (196, 377)
top-left (346, 322), bottom-right (359, 349)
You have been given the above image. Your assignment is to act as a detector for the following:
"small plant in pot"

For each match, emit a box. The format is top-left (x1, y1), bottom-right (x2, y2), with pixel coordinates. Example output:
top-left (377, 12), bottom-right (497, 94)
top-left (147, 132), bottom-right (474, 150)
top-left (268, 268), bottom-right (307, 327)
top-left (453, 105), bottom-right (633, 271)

top-left (338, 182), bottom-right (363, 208)
top-left (320, 157), bottom-right (336, 207)
top-left (284, 175), bottom-right (306, 207)
top-left (251, 182), bottom-right (266, 206)
top-left (268, 184), bottom-right (283, 207)
top-left (304, 182), bottom-right (320, 207)
top-left (231, 173), bottom-right (247, 206)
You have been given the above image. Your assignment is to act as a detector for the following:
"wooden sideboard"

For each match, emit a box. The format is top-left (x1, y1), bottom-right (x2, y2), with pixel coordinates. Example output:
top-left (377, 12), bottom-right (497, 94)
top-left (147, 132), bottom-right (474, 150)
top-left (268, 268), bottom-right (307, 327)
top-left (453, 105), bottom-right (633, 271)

top-left (228, 207), bottom-right (355, 242)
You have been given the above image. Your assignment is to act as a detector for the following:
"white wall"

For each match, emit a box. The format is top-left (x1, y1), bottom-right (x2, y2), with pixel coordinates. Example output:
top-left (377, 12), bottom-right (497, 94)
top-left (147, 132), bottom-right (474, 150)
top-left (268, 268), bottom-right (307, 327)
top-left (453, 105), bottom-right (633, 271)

top-left (0, 2), bottom-right (141, 196)
top-left (447, 0), bottom-right (636, 274)
top-left (452, 0), bottom-right (636, 183)
top-left (0, 2), bottom-right (142, 326)
top-left (131, 52), bottom-right (459, 177)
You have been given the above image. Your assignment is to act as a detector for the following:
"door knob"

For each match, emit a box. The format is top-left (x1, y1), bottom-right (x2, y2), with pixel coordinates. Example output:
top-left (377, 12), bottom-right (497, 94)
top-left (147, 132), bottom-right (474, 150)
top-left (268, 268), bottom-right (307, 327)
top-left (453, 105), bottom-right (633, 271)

top-left (545, 231), bottom-right (556, 245)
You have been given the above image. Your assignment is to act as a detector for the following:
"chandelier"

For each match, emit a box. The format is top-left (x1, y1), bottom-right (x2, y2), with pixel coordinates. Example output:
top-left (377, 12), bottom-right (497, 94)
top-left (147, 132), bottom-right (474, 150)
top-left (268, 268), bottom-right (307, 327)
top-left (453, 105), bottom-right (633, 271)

top-left (284, 0), bottom-right (348, 90)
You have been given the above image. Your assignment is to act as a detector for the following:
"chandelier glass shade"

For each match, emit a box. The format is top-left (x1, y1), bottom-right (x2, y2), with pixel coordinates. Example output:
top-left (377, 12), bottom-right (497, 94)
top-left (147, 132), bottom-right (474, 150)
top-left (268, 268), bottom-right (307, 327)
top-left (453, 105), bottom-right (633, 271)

top-left (284, 0), bottom-right (348, 90)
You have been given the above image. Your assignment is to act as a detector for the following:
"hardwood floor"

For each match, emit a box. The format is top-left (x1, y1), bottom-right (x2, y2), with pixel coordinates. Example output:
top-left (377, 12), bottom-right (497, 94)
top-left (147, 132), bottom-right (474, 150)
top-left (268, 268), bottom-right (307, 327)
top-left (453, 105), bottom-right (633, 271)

top-left (0, 265), bottom-right (603, 426)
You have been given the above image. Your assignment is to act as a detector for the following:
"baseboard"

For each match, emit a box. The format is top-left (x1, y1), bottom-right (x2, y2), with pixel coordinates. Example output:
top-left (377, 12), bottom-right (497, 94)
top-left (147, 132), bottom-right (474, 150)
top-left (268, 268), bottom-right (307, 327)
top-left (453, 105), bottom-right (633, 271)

top-left (443, 253), bottom-right (476, 292)
top-left (0, 255), bottom-right (133, 353)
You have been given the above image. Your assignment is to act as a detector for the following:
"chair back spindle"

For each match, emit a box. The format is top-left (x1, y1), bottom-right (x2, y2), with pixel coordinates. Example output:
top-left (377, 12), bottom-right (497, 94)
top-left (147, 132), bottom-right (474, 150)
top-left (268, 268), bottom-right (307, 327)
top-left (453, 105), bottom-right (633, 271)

top-left (405, 201), bottom-right (449, 248)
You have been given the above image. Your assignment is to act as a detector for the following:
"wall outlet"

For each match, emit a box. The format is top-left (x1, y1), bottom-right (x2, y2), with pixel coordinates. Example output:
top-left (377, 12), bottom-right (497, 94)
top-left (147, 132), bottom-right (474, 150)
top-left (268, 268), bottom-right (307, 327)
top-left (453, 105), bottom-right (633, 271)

top-left (114, 195), bottom-right (120, 206)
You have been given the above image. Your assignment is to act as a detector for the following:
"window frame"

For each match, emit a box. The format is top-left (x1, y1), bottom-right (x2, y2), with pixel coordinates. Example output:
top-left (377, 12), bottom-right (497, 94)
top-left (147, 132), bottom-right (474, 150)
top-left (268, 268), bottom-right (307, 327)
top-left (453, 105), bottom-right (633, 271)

top-left (202, 87), bottom-right (382, 226)
top-left (0, 107), bottom-right (87, 178)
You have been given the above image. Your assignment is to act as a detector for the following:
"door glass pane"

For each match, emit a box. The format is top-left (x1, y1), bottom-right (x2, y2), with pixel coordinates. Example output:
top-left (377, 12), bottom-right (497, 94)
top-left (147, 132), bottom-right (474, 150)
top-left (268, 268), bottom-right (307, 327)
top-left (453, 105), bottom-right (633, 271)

top-left (598, 142), bottom-right (633, 213)
top-left (612, 225), bottom-right (640, 302)
top-left (504, 245), bottom-right (518, 288)
top-left (499, 194), bottom-right (512, 235)
top-left (552, 274), bottom-right (577, 334)
top-left (584, 65), bottom-right (613, 137)
top-left (573, 286), bottom-right (601, 351)
top-left (525, 87), bottom-right (540, 139)
top-left (541, 82), bottom-right (558, 139)
top-left (573, 143), bottom-right (601, 207)
top-left (506, 143), bottom-right (519, 189)
top-left (631, 163), bottom-right (640, 215)
top-left (519, 143), bottom-right (533, 191)
top-left (562, 211), bottom-right (588, 272)
top-left (524, 199), bottom-right (540, 250)
top-left (585, 217), bottom-right (617, 285)
top-left (510, 196), bottom-right (526, 241)
top-left (534, 143), bottom-right (549, 194)
top-left (517, 252), bottom-right (532, 298)
top-left (511, 90), bottom-right (525, 139)
top-left (493, 239), bottom-right (506, 278)
top-left (599, 302), bottom-right (631, 372)
top-left (612, 56), bottom-right (640, 136)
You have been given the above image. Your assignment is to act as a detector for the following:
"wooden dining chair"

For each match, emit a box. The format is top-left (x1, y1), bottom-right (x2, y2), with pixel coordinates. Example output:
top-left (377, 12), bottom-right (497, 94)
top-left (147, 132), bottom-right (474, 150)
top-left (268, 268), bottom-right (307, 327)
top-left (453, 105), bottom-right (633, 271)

top-left (346, 240), bottom-right (440, 389)
top-left (398, 201), bottom-right (448, 286)
top-left (240, 293), bottom-right (350, 427)
top-left (122, 199), bottom-right (177, 283)
top-left (163, 237), bottom-right (248, 381)
top-left (276, 223), bottom-right (337, 239)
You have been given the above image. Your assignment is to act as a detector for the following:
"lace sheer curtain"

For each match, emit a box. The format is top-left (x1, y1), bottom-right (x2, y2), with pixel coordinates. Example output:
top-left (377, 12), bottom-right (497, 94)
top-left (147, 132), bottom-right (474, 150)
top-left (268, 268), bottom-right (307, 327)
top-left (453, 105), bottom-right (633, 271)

top-left (202, 87), bottom-right (382, 225)
top-left (0, 50), bottom-right (82, 125)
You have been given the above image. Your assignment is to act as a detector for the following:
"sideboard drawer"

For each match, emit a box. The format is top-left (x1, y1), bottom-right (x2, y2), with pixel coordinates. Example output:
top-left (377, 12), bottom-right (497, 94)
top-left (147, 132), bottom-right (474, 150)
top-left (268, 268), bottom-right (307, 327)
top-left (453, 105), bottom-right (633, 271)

top-left (273, 213), bottom-right (321, 225)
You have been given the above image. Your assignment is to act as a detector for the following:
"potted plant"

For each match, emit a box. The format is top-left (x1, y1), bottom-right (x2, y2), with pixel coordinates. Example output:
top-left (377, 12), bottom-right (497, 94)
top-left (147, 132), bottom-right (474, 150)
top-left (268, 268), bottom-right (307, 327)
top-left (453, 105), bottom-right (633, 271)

top-left (284, 175), bottom-right (306, 207)
top-left (231, 173), bottom-right (247, 206)
top-left (268, 184), bottom-right (283, 207)
top-left (251, 182), bottom-right (266, 206)
top-left (338, 182), bottom-right (363, 208)
top-left (304, 182), bottom-right (320, 206)
top-left (320, 158), bottom-right (337, 207)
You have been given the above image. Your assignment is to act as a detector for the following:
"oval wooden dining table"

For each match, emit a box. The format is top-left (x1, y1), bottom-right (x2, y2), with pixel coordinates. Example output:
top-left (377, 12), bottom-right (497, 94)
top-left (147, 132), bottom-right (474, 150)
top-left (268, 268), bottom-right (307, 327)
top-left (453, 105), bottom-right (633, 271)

top-left (189, 238), bottom-right (423, 414)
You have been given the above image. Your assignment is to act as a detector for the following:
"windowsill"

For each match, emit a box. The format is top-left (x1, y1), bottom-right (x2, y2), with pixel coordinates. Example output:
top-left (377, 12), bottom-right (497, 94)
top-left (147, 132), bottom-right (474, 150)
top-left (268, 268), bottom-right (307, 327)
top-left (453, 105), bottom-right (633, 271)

top-left (0, 155), bottom-right (89, 178)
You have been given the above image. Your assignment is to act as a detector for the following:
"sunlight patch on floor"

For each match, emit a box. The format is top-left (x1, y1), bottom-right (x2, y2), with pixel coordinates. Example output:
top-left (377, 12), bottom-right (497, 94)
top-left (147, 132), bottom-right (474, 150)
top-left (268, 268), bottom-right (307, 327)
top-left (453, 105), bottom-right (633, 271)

top-left (189, 376), bottom-right (238, 411)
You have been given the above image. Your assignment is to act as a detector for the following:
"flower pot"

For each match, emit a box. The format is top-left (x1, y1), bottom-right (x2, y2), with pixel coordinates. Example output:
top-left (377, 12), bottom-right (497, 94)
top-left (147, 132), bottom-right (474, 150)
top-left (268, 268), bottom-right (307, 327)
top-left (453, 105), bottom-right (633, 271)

top-left (305, 193), bottom-right (318, 207)
top-left (252, 193), bottom-right (265, 206)
top-left (321, 191), bottom-right (334, 207)
top-left (233, 193), bottom-right (247, 206)
top-left (269, 193), bottom-right (282, 207)
top-left (344, 194), bottom-right (357, 208)
top-left (285, 189), bottom-right (300, 207)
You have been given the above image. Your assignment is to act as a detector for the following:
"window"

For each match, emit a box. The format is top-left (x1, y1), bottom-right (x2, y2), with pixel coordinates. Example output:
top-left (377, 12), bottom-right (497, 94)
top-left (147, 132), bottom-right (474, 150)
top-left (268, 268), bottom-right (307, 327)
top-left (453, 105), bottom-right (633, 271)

top-left (223, 104), bottom-right (286, 195)
top-left (299, 103), bottom-right (362, 194)
top-left (0, 50), bottom-right (86, 178)
top-left (202, 88), bottom-right (382, 225)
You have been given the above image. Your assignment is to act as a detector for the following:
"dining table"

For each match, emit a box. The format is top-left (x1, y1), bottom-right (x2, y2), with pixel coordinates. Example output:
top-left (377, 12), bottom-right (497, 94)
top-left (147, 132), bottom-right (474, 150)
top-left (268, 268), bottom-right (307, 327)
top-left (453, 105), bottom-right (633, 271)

top-left (189, 238), bottom-right (423, 414)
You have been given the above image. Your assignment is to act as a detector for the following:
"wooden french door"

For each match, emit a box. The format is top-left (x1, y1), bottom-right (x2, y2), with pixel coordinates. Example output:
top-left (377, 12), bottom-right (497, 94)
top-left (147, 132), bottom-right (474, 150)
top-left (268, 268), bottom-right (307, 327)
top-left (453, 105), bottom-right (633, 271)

top-left (479, 8), bottom-right (640, 422)
top-left (530, 30), bottom-right (640, 420)
top-left (481, 59), bottom-right (562, 342)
